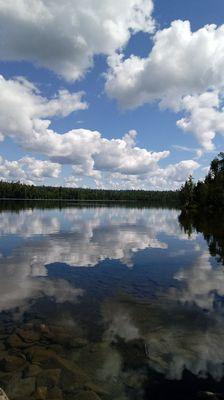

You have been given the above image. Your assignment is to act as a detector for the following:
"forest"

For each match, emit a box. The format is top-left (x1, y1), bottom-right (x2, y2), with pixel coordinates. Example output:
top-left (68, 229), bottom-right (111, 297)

top-left (0, 180), bottom-right (180, 206)
top-left (180, 152), bottom-right (224, 210)
top-left (1, 152), bottom-right (223, 207)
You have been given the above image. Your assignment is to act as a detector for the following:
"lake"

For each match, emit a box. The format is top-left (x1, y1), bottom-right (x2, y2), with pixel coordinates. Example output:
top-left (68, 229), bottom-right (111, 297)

top-left (0, 201), bottom-right (223, 400)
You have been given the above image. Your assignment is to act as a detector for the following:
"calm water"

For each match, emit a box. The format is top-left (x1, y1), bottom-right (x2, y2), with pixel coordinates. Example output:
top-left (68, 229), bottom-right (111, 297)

top-left (0, 202), bottom-right (224, 400)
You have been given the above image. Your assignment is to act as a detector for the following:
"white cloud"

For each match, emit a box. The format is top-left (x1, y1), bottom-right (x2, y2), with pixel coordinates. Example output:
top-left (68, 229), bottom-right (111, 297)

top-left (0, 207), bottom-right (191, 271)
top-left (0, 155), bottom-right (61, 184)
top-left (0, 75), bottom-right (174, 186)
top-left (20, 156), bottom-right (61, 179)
top-left (106, 20), bottom-right (224, 151)
top-left (38, 88), bottom-right (88, 118)
top-left (0, 156), bottom-right (26, 182)
top-left (0, 75), bottom-right (200, 189)
top-left (105, 309), bottom-right (140, 342)
top-left (0, 0), bottom-right (154, 81)
top-left (100, 159), bottom-right (200, 190)
top-left (94, 130), bottom-right (169, 176)
top-left (173, 251), bottom-right (224, 310)
top-left (0, 209), bottom-right (60, 237)
top-left (147, 160), bottom-right (200, 190)
top-left (0, 247), bottom-right (83, 312)
top-left (0, 75), bottom-right (87, 144)
top-left (177, 91), bottom-right (224, 151)
top-left (104, 289), bottom-right (224, 382)
top-left (64, 176), bottom-right (82, 188)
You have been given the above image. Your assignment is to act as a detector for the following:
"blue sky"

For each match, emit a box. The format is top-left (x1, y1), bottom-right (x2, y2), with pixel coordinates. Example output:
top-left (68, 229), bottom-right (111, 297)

top-left (0, 0), bottom-right (223, 189)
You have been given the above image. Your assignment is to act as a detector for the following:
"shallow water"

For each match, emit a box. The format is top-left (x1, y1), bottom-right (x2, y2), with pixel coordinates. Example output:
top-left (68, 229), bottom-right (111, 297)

top-left (0, 202), bottom-right (224, 399)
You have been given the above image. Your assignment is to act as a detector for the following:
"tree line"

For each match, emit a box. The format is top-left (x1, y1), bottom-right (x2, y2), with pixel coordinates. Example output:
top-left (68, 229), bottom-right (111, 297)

top-left (180, 152), bottom-right (224, 210)
top-left (0, 180), bottom-right (180, 206)
top-left (1, 152), bottom-right (223, 208)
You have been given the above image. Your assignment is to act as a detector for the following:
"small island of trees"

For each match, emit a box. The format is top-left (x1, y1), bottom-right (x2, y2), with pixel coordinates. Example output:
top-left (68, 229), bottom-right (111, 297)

top-left (180, 152), bottom-right (224, 211)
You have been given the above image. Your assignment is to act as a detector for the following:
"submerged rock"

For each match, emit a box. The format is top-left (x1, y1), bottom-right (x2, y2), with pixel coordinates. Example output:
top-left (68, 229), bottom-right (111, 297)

top-left (23, 364), bottom-right (42, 378)
top-left (46, 387), bottom-right (63, 399)
top-left (25, 346), bottom-right (55, 365)
top-left (6, 335), bottom-right (24, 349)
top-left (36, 368), bottom-right (61, 389)
top-left (35, 386), bottom-right (47, 400)
top-left (74, 391), bottom-right (101, 400)
top-left (0, 355), bottom-right (26, 372)
top-left (6, 376), bottom-right (36, 399)
top-left (16, 329), bottom-right (40, 344)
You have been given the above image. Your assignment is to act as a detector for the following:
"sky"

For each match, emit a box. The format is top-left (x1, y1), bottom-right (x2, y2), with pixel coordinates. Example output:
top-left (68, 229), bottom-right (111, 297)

top-left (0, 0), bottom-right (224, 190)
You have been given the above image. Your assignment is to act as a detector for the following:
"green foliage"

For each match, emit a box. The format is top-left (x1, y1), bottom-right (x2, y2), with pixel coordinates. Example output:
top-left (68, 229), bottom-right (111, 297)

top-left (179, 175), bottom-right (195, 208)
top-left (0, 180), bottom-right (180, 206)
top-left (180, 152), bottom-right (224, 210)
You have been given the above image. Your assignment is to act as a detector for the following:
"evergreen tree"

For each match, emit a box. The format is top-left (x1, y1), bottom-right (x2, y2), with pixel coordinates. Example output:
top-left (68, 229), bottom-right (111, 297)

top-left (180, 152), bottom-right (224, 210)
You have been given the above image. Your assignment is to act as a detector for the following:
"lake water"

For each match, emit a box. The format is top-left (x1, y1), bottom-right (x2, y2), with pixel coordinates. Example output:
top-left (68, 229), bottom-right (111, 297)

top-left (0, 202), bottom-right (224, 400)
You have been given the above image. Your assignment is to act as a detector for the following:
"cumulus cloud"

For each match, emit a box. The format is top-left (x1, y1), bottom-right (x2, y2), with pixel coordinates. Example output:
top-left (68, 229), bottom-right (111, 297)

top-left (0, 155), bottom-right (61, 184)
top-left (106, 20), bottom-right (224, 151)
top-left (0, 75), bottom-right (177, 187)
top-left (177, 91), bottom-right (224, 151)
top-left (0, 209), bottom-right (60, 237)
top-left (94, 130), bottom-right (169, 176)
top-left (0, 213), bottom-right (85, 312)
top-left (0, 207), bottom-right (194, 273)
top-left (0, 254), bottom-right (83, 312)
top-left (0, 75), bottom-right (87, 144)
top-left (0, 75), bottom-right (200, 189)
top-left (100, 159), bottom-right (199, 191)
top-left (0, 156), bottom-right (27, 182)
top-left (0, 204), bottom-right (199, 314)
top-left (173, 251), bottom-right (224, 310)
top-left (103, 293), bottom-right (224, 382)
top-left (105, 308), bottom-right (140, 342)
top-left (21, 156), bottom-right (61, 179)
top-left (0, 0), bottom-right (154, 81)
top-left (147, 159), bottom-right (200, 190)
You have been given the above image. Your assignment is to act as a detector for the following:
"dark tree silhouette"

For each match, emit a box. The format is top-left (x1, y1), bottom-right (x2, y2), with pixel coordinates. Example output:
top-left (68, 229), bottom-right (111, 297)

top-left (0, 181), bottom-right (180, 206)
top-left (180, 152), bottom-right (224, 210)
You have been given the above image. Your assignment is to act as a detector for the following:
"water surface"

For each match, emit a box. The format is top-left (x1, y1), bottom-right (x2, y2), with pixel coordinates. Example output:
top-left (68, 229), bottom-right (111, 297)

top-left (0, 202), bottom-right (223, 400)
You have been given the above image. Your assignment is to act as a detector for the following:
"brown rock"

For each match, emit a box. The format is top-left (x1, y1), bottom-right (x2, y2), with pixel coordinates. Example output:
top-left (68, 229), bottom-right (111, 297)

top-left (24, 364), bottom-right (42, 377)
top-left (25, 346), bottom-right (55, 365)
top-left (47, 345), bottom-right (63, 354)
top-left (74, 391), bottom-right (101, 400)
top-left (6, 334), bottom-right (24, 348)
top-left (47, 387), bottom-right (63, 399)
top-left (51, 332), bottom-right (72, 346)
top-left (7, 376), bottom-right (36, 398)
top-left (36, 386), bottom-right (48, 400)
top-left (44, 355), bottom-right (87, 381)
top-left (17, 329), bottom-right (40, 343)
top-left (58, 358), bottom-right (89, 393)
top-left (0, 355), bottom-right (26, 372)
top-left (40, 324), bottom-right (51, 334)
top-left (36, 369), bottom-right (61, 388)
top-left (0, 370), bottom-right (22, 391)
top-left (84, 383), bottom-right (108, 396)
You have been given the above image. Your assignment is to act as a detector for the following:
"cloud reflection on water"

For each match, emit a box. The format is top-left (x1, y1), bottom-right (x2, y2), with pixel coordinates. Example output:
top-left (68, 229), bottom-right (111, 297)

top-left (0, 206), bottom-right (224, 385)
top-left (0, 207), bottom-right (183, 312)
